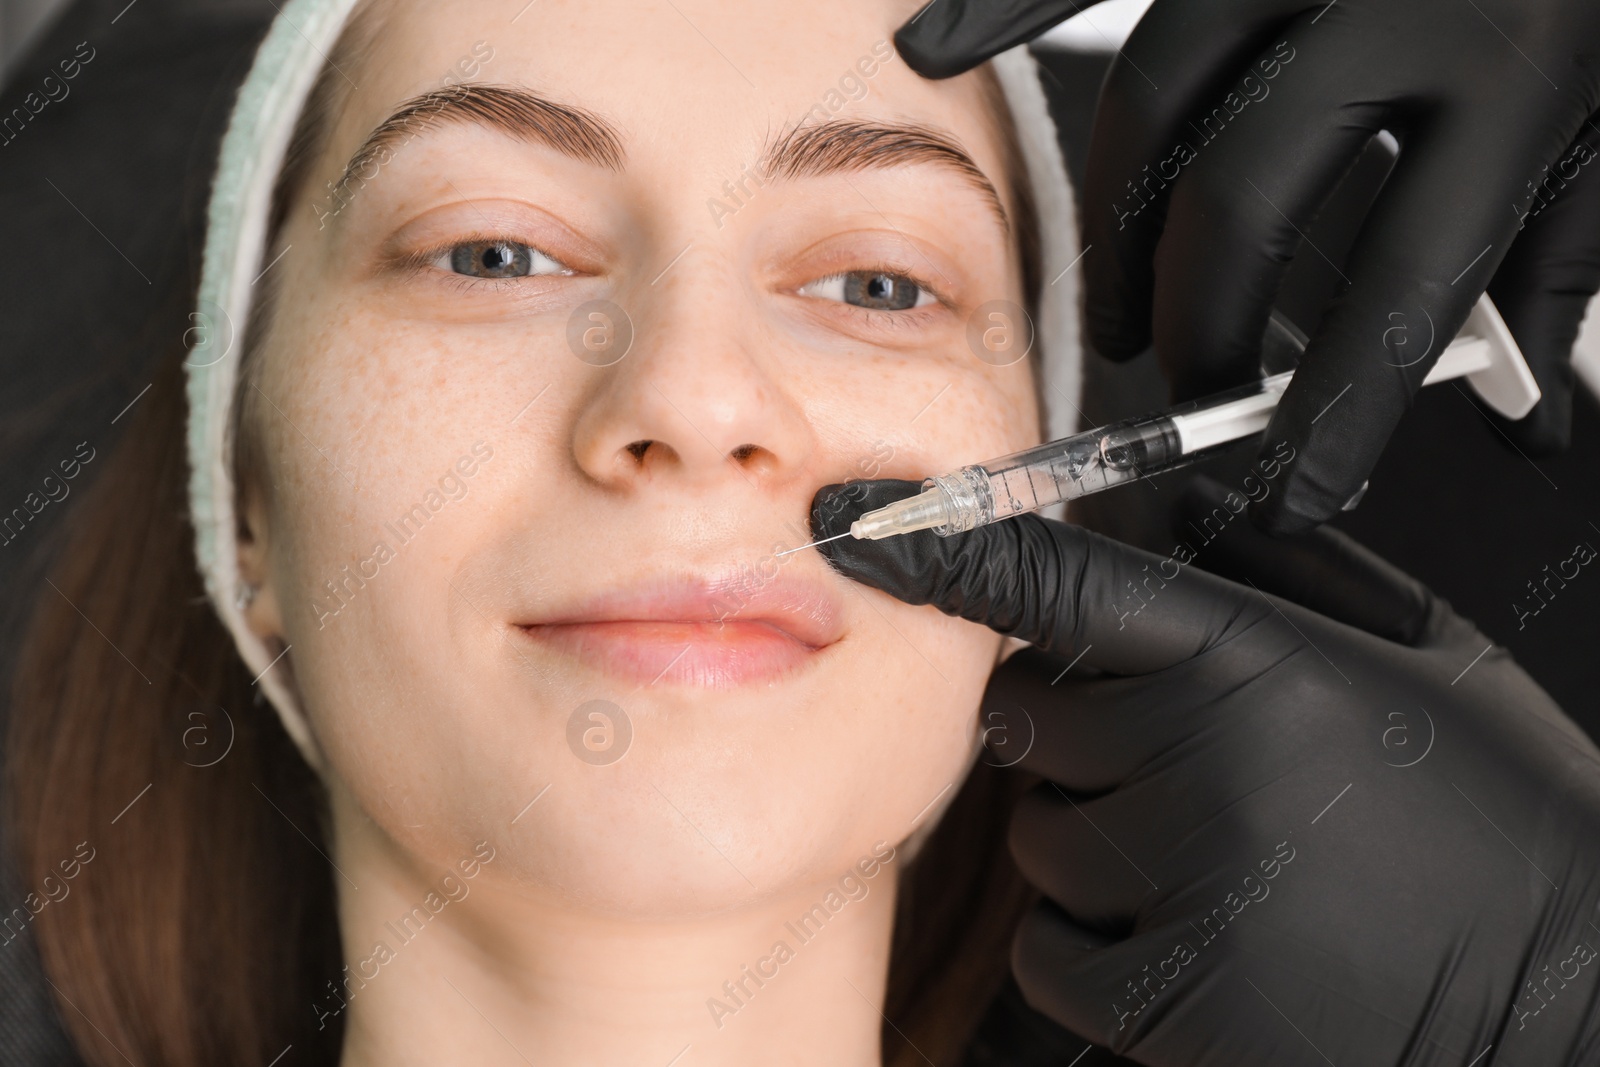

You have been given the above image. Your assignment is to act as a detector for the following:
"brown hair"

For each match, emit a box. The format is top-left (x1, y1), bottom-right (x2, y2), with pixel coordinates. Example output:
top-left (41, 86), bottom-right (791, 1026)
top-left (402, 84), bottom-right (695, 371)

top-left (4, 9), bottom-right (1042, 1066)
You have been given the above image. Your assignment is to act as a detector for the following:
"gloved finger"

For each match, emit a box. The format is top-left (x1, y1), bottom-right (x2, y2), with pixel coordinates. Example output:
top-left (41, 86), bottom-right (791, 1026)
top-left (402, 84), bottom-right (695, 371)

top-left (1014, 900), bottom-right (1373, 1063)
top-left (1010, 900), bottom-right (1117, 1041)
top-left (1149, 34), bottom-right (1380, 401)
top-left (1486, 114), bottom-right (1600, 455)
top-left (1250, 105), bottom-right (1575, 536)
top-left (892, 0), bottom-right (1097, 79)
top-left (1008, 781), bottom-right (1165, 925)
top-left (810, 479), bottom-right (1269, 674)
top-left (1173, 475), bottom-right (1440, 647)
top-left (1081, 4), bottom-right (1302, 361)
top-left (984, 644), bottom-right (1301, 791)
top-left (1011, 902), bottom-right (1197, 1053)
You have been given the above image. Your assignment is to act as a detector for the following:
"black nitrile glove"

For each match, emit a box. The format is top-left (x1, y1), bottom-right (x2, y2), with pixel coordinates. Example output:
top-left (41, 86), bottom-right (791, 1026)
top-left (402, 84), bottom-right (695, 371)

top-left (896, 0), bottom-right (1600, 534)
top-left (812, 477), bottom-right (1600, 1066)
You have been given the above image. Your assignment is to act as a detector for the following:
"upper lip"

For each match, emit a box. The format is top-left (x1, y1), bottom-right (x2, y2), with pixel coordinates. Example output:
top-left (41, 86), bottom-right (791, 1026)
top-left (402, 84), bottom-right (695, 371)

top-left (515, 570), bottom-right (847, 649)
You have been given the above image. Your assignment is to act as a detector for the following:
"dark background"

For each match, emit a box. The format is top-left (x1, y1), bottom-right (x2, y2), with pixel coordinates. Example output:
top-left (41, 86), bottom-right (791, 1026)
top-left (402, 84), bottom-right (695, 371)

top-left (1, 2), bottom-right (1595, 1061)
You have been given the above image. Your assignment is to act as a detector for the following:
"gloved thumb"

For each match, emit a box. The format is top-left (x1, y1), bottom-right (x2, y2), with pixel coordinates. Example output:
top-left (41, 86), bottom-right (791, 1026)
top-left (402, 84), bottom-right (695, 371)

top-left (810, 478), bottom-right (1268, 675)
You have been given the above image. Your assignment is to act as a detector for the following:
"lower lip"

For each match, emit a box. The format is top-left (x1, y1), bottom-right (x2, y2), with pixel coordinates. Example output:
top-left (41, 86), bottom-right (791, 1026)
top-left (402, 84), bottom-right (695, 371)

top-left (517, 619), bottom-right (830, 688)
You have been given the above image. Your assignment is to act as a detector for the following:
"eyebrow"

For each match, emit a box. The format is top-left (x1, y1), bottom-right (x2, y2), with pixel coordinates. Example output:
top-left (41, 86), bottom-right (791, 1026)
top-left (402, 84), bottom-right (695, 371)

top-left (334, 83), bottom-right (626, 195)
top-left (757, 119), bottom-right (1009, 232)
top-left (335, 84), bottom-right (1008, 232)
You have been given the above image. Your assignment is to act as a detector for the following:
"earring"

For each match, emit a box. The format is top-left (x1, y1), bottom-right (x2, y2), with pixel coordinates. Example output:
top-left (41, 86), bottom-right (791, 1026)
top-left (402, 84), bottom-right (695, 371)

top-left (235, 582), bottom-right (257, 612)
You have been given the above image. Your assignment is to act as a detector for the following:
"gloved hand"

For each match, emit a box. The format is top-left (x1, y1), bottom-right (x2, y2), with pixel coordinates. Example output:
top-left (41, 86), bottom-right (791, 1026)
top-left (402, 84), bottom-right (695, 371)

top-left (896, 0), bottom-right (1600, 534)
top-left (812, 476), bottom-right (1600, 1065)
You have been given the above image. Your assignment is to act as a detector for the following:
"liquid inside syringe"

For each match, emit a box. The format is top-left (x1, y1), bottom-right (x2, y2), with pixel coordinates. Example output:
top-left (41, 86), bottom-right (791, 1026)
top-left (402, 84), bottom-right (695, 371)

top-left (849, 382), bottom-right (1267, 541)
top-left (848, 294), bottom-right (1539, 542)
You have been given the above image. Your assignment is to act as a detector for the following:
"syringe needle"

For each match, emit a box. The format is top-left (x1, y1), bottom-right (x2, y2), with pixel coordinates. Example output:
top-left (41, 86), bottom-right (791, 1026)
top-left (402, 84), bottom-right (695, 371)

top-left (774, 531), bottom-right (853, 557)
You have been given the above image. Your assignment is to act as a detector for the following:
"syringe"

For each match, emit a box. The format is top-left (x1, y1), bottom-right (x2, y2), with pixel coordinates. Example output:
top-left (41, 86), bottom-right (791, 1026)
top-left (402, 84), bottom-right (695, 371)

top-left (849, 294), bottom-right (1540, 541)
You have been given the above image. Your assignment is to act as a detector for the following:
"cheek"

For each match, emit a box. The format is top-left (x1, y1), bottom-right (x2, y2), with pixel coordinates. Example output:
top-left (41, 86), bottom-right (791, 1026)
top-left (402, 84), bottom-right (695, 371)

top-left (254, 306), bottom-right (572, 821)
top-left (791, 345), bottom-right (1041, 488)
top-left (256, 292), bottom-right (564, 612)
top-left (841, 599), bottom-right (1001, 824)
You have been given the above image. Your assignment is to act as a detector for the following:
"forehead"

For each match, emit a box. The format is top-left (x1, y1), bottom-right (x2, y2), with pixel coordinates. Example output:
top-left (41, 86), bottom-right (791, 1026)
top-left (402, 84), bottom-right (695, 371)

top-left (327, 0), bottom-right (1010, 190)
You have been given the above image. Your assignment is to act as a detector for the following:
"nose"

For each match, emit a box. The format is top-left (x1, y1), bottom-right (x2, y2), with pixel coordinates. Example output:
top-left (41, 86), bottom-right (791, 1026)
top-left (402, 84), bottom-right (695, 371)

top-left (570, 253), bottom-right (815, 495)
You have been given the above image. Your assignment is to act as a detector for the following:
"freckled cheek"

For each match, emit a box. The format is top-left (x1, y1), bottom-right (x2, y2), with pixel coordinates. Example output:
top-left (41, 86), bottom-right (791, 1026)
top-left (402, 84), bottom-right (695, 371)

top-left (255, 319), bottom-right (505, 580)
top-left (932, 366), bottom-right (1041, 458)
top-left (794, 333), bottom-right (1037, 462)
top-left (860, 365), bottom-right (1039, 480)
top-left (279, 317), bottom-right (457, 428)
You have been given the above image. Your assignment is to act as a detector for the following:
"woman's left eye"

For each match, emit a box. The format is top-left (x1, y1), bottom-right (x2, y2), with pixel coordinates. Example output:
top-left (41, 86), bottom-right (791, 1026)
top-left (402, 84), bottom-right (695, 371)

top-left (431, 239), bottom-right (574, 280)
top-left (800, 270), bottom-right (935, 311)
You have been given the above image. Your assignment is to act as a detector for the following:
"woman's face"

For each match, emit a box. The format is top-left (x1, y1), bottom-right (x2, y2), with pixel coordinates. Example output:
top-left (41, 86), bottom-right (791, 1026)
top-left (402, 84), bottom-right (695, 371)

top-left (243, 0), bottom-right (1041, 916)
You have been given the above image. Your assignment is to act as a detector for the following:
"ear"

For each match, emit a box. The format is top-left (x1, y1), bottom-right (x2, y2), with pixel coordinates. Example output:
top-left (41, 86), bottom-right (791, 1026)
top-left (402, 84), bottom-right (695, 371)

top-left (235, 487), bottom-right (286, 643)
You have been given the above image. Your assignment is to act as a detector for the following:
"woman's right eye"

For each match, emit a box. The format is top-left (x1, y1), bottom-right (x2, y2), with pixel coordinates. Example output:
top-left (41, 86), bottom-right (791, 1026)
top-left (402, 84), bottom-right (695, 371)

top-left (432, 239), bottom-right (574, 280)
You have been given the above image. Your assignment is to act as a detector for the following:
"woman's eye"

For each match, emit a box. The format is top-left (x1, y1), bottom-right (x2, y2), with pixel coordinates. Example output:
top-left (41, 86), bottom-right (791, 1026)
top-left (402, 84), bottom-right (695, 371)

top-left (801, 270), bottom-right (935, 312)
top-left (432, 240), bottom-right (573, 280)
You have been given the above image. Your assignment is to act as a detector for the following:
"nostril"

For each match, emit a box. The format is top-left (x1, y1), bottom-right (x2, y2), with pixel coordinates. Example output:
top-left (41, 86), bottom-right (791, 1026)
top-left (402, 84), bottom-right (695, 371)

top-left (625, 440), bottom-right (653, 463)
top-left (729, 443), bottom-right (759, 463)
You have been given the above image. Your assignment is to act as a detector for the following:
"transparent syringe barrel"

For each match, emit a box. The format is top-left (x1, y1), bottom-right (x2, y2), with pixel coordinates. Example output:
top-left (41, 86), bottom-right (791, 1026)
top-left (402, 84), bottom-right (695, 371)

top-left (924, 415), bottom-right (1183, 534)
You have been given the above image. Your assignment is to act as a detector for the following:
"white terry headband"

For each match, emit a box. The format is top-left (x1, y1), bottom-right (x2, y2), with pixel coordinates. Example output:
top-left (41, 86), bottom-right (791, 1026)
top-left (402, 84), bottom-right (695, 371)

top-left (185, 0), bottom-right (1084, 776)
